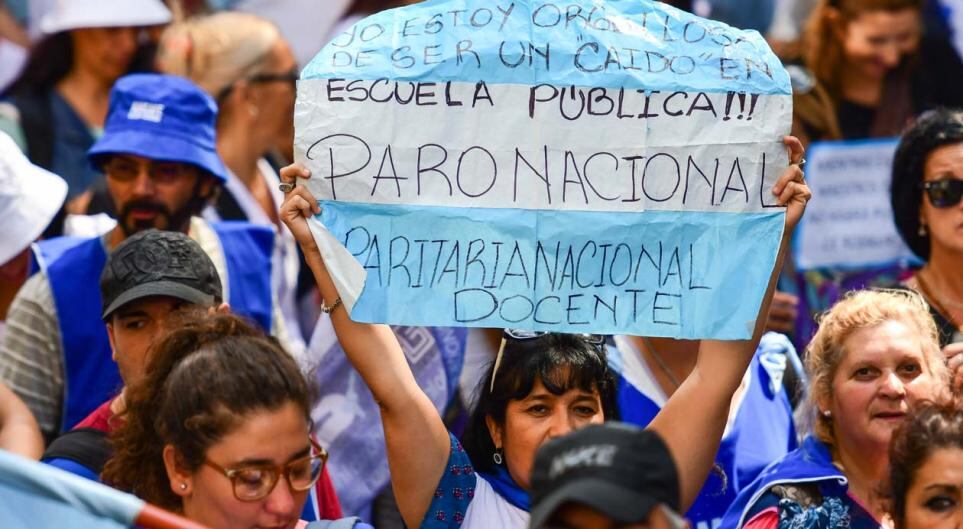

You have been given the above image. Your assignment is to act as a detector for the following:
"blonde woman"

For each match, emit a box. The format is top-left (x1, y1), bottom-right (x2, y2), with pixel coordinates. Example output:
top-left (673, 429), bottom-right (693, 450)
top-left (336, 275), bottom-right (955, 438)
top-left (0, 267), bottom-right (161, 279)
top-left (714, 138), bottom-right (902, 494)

top-left (721, 290), bottom-right (949, 529)
top-left (156, 12), bottom-right (306, 344)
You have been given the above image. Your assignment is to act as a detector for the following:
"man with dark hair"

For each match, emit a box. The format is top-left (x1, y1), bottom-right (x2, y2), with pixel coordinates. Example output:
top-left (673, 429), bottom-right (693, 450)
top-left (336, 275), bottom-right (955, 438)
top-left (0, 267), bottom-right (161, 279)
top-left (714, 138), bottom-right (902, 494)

top-left (529, 423), bottom-right (688, 529)
top-left (42, 229), bottom-right (226, 479)
top-left (0, 74), bottom-right (299, 441)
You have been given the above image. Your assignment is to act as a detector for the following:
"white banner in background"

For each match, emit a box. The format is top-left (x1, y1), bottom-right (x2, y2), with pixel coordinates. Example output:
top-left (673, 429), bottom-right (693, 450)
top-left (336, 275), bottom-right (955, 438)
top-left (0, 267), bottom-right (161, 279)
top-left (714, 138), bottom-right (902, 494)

top-left (795, 139), bottom-right (919, 270)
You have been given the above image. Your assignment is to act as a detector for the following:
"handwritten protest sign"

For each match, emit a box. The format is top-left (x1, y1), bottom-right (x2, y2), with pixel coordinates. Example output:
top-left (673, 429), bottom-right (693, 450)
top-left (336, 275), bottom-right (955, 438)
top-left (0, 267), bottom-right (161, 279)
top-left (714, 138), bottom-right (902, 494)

top-left (795, 139), bottom-right (919, 270)
top-left (294, 0), bottom-right (792, 339)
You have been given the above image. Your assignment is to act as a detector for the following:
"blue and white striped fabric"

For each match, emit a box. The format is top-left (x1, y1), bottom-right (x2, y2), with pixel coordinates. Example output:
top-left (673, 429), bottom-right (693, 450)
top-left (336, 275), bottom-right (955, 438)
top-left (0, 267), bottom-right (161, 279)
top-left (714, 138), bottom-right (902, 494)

top-left (295, 0), bottom-right (792, 339)
top-left (0, 449), bottom-right (142, 529)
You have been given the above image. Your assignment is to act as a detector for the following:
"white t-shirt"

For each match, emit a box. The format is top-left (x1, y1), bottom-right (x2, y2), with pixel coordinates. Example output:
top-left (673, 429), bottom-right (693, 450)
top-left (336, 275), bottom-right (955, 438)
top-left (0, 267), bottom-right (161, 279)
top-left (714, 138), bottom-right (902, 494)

top-left (460, 475), bottom-right (529, 529)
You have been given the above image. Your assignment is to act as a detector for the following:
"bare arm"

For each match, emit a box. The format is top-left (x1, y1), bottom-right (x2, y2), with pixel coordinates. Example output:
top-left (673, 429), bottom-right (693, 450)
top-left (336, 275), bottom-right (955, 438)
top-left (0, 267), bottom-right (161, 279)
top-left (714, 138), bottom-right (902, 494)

top-left (0, 381), bottom-right (44, 459)
top-left (648, 137), bottom-right (809, 510)
top-left (279, 166), bottom-right (450, 529)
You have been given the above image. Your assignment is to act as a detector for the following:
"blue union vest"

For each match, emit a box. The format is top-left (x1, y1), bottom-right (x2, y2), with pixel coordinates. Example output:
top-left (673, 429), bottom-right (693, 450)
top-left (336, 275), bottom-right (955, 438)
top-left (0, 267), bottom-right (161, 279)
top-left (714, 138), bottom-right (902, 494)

top-left (616, 334), bottom-right (798, 529)
top-left (33, 222), bottom-right (274, 432)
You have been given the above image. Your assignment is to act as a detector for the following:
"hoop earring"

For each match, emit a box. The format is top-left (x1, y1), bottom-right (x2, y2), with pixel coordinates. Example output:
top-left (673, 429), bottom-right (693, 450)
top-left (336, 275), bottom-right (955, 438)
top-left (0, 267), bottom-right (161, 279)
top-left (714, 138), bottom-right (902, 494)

top-left (493, 448), bottom-right (503, 465)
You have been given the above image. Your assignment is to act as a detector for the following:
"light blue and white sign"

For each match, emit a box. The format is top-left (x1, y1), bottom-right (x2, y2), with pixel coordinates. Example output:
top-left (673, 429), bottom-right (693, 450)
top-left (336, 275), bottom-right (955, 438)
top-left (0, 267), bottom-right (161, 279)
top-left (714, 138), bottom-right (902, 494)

top-left (295, 0), bottom-right (792, 339)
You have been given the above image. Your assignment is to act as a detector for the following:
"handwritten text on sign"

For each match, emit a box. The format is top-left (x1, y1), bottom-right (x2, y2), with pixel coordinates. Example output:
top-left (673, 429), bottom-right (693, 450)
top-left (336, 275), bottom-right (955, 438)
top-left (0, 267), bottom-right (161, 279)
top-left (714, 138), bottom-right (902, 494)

top-left (295, 0), bottom-right (791, 339)
top-left (795, 139), bottom-right (919, 270)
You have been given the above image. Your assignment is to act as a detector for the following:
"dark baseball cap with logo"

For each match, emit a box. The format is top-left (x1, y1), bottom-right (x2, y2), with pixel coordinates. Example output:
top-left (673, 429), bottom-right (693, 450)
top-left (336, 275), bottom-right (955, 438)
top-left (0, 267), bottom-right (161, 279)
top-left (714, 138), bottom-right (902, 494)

top-left (529, 423), bottom-right (682, 529)
top-left (100, 230), bottom-right (223, 320)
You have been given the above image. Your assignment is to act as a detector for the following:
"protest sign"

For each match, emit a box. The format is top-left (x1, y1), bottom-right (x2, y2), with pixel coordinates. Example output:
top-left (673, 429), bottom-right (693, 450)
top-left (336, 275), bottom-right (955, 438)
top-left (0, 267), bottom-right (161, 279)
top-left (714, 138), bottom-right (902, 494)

top-left (295, 0), bottom-right (792, 339)
top-left (794, 139), bottom-right (919, 270)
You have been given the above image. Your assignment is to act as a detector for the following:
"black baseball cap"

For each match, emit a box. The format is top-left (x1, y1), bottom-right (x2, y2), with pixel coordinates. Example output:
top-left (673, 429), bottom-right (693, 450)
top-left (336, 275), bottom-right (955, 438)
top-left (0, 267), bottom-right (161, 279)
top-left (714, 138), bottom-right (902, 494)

top-left (100, 230), bottom-right (223, 320)
top-left (529, 423), bottom-right (681, 529)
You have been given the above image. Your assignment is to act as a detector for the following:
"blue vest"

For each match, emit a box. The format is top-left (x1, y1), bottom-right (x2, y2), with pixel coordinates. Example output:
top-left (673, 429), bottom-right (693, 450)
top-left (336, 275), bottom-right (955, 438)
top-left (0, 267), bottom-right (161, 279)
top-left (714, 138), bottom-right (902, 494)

top-left (719, 436), bottom-right (850, 529)
top-left (617, 334), bottom-right (798, 529)
top-left (33, 222), bottom-right (274, 432)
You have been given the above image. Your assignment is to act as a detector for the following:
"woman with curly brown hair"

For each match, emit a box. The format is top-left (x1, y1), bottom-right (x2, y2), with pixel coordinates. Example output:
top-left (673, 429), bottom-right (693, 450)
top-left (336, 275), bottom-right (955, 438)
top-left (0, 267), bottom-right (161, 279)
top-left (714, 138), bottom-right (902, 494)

top-left (887, 400), bottom-right (963, 529)
top-left (101, 312), bottom-right (366, 529)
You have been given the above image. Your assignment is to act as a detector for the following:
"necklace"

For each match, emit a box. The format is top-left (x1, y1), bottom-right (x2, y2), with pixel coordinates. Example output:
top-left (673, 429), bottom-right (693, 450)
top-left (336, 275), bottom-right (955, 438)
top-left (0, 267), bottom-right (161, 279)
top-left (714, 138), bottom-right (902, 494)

top-left (915, 272), bottom-right (963, 329)
top-left (642, 336), bottom-right (681, 389)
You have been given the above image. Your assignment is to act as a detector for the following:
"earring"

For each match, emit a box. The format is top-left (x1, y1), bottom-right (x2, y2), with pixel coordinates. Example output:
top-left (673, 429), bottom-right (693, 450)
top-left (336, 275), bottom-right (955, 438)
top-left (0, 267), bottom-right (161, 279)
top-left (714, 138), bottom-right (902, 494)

top-left (493, 448), bottom-right (503, 465)
top-left (179, 483), bottom-right (187, 491)
top-left (919, 223), bottom-right (928, 237)
top-left (248, 105), bottom-right (259, 118)
top-left (822, 410), bottom-right (832, 418)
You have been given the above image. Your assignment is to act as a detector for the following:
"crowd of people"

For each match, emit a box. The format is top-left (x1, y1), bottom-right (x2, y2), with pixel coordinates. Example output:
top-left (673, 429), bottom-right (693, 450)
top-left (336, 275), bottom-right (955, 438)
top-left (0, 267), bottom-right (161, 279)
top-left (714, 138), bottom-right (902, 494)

top-left (0, 0), bottom-right (961, 529)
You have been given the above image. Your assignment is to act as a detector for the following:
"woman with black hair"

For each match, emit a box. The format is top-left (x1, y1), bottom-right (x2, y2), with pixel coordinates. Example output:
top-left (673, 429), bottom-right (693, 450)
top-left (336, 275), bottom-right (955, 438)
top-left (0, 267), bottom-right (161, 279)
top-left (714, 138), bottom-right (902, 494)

top-left (276, 139), bottom-right (811, 529)
top-left (890, 108), bottom-right (963, 354)
top-left (0, 0), bottom-right (170, 214)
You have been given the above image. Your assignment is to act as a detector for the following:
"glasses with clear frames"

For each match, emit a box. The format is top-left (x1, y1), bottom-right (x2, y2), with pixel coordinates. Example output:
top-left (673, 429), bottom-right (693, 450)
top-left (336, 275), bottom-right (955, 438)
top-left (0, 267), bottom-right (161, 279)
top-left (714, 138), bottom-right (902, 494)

top-left (203, 438), bottom-right (328, 502)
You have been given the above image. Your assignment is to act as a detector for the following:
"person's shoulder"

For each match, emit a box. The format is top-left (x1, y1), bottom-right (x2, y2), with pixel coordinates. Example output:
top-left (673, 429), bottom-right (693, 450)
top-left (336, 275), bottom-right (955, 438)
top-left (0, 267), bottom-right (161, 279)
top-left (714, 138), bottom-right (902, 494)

top-left (7, 268), bottom-right (54, 315)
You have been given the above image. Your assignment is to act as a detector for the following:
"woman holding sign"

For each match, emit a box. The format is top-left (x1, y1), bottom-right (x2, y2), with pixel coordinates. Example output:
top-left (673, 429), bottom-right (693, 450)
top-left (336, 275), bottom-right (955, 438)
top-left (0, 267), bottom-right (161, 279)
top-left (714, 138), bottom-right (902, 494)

top-left (276, 136), bottom-right (810, 529)
top-left (720, 289), bottom-right (949, 529)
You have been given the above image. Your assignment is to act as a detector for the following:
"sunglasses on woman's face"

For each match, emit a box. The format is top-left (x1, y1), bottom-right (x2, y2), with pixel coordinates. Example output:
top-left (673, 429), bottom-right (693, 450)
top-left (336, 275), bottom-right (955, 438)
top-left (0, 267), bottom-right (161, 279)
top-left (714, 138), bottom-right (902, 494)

top-left (922, 179), bottom-right (963, 208)
top-left (490, 330), bottom-right (606, 391)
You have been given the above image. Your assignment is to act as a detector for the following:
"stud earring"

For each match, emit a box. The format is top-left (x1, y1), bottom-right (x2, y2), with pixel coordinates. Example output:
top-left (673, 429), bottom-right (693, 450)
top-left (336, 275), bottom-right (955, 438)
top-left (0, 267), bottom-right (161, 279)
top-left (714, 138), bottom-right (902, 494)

top-left (493, 448), bottom-right (503, 465)
top-left (919, 223), bottom-right (928, 237)
top-left (822, 410), bottom-right (832, 418)
top-left (179, 483), bottom-right (187, 491)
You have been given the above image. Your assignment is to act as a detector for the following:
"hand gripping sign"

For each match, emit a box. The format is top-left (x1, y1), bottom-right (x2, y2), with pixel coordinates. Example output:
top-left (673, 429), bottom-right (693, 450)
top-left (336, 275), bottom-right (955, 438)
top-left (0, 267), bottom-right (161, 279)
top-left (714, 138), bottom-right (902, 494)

top-left (295, 0), bottom-right (792, 339)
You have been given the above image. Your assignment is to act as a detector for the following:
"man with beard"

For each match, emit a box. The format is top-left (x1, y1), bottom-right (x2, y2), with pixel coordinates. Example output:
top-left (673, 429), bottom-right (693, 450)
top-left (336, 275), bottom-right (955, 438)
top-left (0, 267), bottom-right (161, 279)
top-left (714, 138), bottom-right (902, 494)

top-left (0, 74), bottom-right (293, 441)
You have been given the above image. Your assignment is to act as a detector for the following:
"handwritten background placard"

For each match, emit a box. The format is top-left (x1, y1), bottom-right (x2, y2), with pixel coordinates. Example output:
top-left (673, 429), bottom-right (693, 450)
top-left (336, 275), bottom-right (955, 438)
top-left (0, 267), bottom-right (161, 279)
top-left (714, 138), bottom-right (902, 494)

top-left (295, 0), bottom-right (792, 339)
top-left (794, 139), bottom-right (920, 270)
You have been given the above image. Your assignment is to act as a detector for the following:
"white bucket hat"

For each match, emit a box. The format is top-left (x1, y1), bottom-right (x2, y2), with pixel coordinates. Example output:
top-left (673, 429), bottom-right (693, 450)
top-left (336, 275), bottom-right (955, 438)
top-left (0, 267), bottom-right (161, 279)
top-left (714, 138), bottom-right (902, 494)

top-left (40, 0), bottom-right (172, 35)
top-left (0, 132), bottom-right (67, 266)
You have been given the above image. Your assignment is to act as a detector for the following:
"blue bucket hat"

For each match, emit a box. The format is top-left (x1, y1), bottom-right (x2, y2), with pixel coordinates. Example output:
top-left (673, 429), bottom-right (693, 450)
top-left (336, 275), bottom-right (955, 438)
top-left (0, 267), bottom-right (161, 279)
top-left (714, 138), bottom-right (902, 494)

top-left (88, 74), bottom-right (228, 182)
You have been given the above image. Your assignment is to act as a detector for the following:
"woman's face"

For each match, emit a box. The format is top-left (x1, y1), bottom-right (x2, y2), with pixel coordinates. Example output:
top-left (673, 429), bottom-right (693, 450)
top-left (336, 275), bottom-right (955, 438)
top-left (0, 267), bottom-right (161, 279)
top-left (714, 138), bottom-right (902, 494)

top-left (838, 8), bottom-right (921, 81)
top-left (489, 377), bottom-right (605, 489)
top-left (903, 447), bottom-right (963, 529)
top-left (249, 40), bottom-right (297, 153)
top-left (827, 320), bottom-right (938, 455)
top-left (70, 27), bottom-right (139, 83)
top-left (921, 142), bottom-right (963, 258)
top-left (175, 401), bottom-right (311, 529)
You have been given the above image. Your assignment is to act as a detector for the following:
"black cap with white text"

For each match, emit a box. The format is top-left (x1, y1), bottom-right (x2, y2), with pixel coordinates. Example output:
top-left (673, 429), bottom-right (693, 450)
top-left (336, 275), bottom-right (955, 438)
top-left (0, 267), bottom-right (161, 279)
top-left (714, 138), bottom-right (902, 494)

top-left (529, 423), bottom-right (681, 529)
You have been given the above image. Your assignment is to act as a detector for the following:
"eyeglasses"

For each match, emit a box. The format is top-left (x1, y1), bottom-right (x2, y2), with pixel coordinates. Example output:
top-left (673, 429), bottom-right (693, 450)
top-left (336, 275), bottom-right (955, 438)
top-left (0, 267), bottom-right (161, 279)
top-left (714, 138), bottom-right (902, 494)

top-left (203, 438), bottom-right (328, 502)
top-left (248, 67), bottom-right (299, 87)
top-left (490, 330), bottom-right (605, 392)
top-left (217, 67), bottom-right (299, 101)
top-left (922, 179), bottom-right (963, 209)
top-left (103, 158), bottom-right (198, 185)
